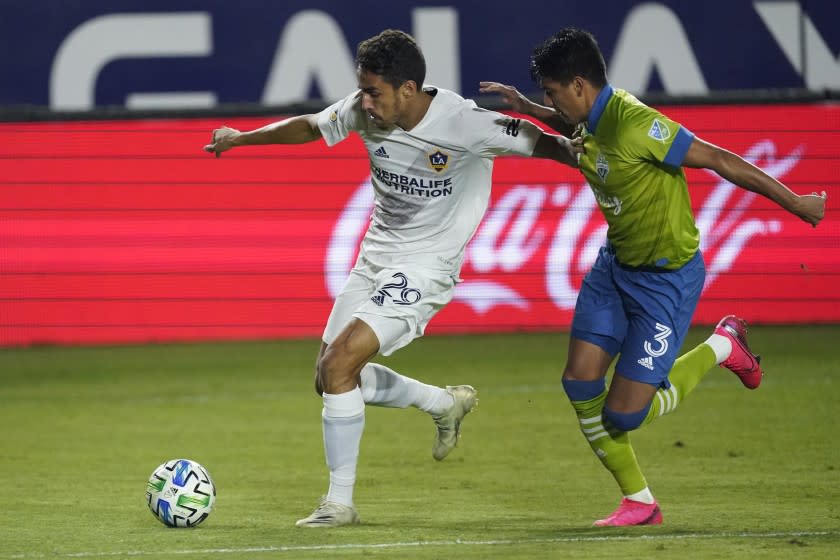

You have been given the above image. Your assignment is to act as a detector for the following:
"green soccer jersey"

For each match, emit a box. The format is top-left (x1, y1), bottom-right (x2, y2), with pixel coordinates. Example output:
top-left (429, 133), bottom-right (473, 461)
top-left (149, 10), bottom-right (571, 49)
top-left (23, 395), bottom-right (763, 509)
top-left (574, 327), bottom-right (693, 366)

top-left (576, 85), bottom-right (699, 269)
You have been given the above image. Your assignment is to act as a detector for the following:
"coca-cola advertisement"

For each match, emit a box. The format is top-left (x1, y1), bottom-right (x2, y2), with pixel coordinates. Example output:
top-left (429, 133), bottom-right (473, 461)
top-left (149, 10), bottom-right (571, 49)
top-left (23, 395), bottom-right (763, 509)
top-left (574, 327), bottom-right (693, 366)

top-left (1, 104), bottom-right (838, 346)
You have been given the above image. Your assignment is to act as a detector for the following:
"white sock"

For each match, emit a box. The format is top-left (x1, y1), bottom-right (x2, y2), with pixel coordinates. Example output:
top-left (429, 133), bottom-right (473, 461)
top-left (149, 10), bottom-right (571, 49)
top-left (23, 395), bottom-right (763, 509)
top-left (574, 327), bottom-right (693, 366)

top-left (705, 334), bottom-right (733, 364)
top-left (359, 363), bottom-right (453, 414)
top-left (625, 487), bottom-right (655, 505)
top-left (322, 388), bottom-right (365, 507)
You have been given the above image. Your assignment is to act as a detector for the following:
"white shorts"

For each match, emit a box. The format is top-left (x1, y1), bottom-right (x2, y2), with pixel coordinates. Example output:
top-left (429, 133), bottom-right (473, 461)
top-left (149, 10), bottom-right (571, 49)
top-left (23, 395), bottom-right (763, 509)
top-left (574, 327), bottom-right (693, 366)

top-left (323, 256), bottom-right (456, 356)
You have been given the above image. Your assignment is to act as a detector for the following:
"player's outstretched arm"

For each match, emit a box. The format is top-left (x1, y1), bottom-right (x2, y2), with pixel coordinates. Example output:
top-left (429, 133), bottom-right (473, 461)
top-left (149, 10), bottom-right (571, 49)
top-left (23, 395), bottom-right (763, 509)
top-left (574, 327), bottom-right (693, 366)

top-left (479, 81), bottom-right (576, 137)
top-left (203, 114), bottom-right (322, 158)
top-left (683, 136), bottom-right (827, 227)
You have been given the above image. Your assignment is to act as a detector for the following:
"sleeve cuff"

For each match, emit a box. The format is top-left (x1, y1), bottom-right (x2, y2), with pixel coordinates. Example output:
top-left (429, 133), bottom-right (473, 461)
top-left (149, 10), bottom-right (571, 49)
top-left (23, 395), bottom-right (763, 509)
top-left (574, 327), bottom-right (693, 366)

top-left (316, 110), bottom-right (342, 147)
top-left (663, 127), bottom-right (695, 168)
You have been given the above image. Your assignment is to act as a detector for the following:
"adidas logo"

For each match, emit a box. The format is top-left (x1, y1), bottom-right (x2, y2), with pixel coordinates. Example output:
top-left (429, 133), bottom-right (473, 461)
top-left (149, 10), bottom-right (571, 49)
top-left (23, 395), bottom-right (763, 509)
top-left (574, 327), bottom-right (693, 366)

top-left (371, 294), bottom-right (385, 306)
top-left (374, 146), bottom-right (389, 158)
top-left (637, 356), bottom-right (654, 370)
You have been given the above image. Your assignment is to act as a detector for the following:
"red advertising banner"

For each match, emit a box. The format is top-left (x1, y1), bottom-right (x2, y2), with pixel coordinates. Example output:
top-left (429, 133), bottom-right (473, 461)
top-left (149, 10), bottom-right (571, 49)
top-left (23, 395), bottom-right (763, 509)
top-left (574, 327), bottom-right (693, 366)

top-left (1, 104), bottom-right (838, 346)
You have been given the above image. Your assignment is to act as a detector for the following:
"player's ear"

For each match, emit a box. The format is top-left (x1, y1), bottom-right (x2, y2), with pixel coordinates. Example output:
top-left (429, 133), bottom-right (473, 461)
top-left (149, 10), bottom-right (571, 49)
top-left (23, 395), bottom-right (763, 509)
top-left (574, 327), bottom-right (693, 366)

top-left (400, 80), bottom-right (418, 99)
top-left (572, 77), bottom-right (585, 97)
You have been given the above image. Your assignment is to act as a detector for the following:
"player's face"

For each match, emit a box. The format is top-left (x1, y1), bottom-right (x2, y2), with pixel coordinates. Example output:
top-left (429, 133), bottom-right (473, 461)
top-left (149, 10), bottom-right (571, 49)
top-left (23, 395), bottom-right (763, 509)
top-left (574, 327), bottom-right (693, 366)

top-left (540, 77), bottom-right (587, 125)
top-left (357, 68), bottom-right (406, 130)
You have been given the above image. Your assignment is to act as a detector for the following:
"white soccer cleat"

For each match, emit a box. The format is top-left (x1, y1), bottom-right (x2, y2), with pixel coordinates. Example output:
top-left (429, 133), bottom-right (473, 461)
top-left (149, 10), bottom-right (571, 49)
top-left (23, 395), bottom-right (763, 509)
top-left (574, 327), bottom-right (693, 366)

top-left (432, 385), bottom-right (478, 461)
top-left (295, 497), bottom-right (360, 528)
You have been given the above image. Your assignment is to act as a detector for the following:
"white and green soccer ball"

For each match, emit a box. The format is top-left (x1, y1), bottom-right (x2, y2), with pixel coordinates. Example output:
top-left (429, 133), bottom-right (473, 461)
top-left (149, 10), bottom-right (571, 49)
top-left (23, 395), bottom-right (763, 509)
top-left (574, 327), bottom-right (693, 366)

top-left (146, 459), bottom-right (216, 528)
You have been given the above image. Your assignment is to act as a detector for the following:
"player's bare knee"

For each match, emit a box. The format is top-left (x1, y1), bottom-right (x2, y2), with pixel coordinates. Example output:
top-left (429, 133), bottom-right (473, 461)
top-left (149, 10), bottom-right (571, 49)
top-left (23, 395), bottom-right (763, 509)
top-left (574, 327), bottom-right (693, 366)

top-left (316, 348), bottom-right (353, 394)
top-left (562, 366), bottom-right (590, 382)
top-left (315, 352), bottom-right (335, 386)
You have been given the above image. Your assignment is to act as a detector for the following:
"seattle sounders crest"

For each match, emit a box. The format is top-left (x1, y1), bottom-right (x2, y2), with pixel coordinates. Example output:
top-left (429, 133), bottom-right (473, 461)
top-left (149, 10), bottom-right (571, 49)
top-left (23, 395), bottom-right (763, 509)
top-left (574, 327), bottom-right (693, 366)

top-left (647, 118), bottom-right (671, 143)
top-left (596, 152), bottom-right (609, 183)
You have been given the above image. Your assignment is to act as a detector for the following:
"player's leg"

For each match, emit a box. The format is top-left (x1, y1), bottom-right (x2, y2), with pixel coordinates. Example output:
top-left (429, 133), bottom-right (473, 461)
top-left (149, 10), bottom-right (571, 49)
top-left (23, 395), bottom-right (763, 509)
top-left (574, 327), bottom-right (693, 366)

top-left (592, 251), bottom-right (706, 526)
top-left (563, 339), bottom-right (653, 498)
top-left (562, 248), bottom-right (655, 522)
top-left (296, 263), bottom-right (380, 528)
top-left (321, 264), bottom-right (454, 412)
top-left (640, 338), bottom-right (717, 424)
top-left (359, 362), bottom-right (454, 413)
top-left (607, 251), bottom-right (716, 427)
top-left (320, 262), bottom-right (459, 416)
top-left (642, 313), bottom-right (764, 424)
top-left (299, 262), bottom-right (477, 526)
top-left (296, 318), bottom-right (377, 528)
top-left (360, 362), bottom-right (476, 460)
top-left (352, 266), bottom-right (476, 461)
top-left (607, 250), bottom-right (706, 427)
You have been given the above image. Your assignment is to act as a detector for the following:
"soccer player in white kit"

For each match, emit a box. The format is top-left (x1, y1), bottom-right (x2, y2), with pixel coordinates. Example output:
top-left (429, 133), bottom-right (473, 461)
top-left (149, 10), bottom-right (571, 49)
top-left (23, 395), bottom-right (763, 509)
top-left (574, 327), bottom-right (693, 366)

top-left (204, 29), bottom-right (582, 527)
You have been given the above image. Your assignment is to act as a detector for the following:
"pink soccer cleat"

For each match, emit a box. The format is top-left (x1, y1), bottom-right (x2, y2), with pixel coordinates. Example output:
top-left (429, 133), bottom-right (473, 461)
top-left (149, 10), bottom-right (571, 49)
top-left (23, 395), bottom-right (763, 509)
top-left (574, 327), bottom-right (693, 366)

top-left (593, 498), bottom-right (663, 527)
top-left (715, 315), bottom-right (763, 389)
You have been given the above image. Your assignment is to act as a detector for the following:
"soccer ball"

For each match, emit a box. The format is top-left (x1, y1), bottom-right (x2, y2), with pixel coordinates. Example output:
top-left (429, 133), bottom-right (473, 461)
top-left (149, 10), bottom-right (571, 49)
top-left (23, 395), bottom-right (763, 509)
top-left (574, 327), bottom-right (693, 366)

top-left (146, 459), bottom-right (216, 527)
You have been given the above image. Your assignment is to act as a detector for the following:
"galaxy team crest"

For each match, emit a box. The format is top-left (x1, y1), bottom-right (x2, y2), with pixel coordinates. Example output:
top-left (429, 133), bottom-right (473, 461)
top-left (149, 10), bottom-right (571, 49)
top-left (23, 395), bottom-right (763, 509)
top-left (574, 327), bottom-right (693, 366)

top-left (428, 150), bottom-right (449, 172)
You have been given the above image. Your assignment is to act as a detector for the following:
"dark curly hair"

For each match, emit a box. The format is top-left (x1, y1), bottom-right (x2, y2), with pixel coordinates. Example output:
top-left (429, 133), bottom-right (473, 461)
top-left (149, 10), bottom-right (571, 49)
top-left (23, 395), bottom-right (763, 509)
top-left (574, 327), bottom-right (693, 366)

top-left (356, 29), bottom-right (426, 90)
top-left (530, 28), bottom-right (607, 87)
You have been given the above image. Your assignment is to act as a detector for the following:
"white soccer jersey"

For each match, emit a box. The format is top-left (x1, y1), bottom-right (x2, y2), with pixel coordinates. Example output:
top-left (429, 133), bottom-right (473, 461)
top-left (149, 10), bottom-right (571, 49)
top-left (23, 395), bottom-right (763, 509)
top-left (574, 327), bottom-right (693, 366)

top-left (316, 87), bottom-right (542, 275)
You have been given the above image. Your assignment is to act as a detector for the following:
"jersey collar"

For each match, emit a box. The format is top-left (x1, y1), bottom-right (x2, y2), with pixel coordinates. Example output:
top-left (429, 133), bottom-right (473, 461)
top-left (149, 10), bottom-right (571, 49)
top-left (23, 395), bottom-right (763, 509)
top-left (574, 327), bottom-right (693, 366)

top-left (406, 86), bottom-right (440, 133)
top-left (586, 84), bottom-right (614, 134)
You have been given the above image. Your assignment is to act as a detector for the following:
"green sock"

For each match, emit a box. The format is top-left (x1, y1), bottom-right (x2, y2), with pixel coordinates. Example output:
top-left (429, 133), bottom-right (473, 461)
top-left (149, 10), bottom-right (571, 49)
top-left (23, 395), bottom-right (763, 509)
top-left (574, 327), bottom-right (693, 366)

top-left (643, 342), bottom-right (717, 426)
top-left (570, 389), bottom-right (648, 496)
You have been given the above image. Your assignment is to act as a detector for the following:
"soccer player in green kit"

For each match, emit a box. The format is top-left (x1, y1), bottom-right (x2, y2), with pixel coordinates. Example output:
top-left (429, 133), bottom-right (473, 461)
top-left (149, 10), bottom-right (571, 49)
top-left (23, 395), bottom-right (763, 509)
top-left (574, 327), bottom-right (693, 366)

top-left (481, 28), bottom-right (827, 526)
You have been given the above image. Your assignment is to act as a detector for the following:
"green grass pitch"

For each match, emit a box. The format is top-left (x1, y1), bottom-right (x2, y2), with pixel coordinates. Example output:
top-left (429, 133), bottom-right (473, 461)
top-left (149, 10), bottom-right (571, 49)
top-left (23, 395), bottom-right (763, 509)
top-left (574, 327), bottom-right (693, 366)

top-left (1, 326), bottom-right (838, 559)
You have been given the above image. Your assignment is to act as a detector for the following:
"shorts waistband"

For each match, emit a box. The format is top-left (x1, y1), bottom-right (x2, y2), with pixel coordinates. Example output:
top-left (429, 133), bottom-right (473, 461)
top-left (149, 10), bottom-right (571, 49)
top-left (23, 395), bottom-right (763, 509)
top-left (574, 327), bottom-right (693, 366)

top-left (604, 243), bottom-right (696, 274)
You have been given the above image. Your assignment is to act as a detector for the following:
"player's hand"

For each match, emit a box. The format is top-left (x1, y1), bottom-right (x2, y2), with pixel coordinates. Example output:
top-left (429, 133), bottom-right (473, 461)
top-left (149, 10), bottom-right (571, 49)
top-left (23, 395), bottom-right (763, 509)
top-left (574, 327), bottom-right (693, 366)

top-left (562, 135), bottom-right (585, 167)
top-left (479, 81), bottom-right (535, 115)
top-left (535, 133), bottom-right (585, 167)
top-left (203, 126), bottom-right (241, 158)
top-left (796, 191), bottom-right (827, 227)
